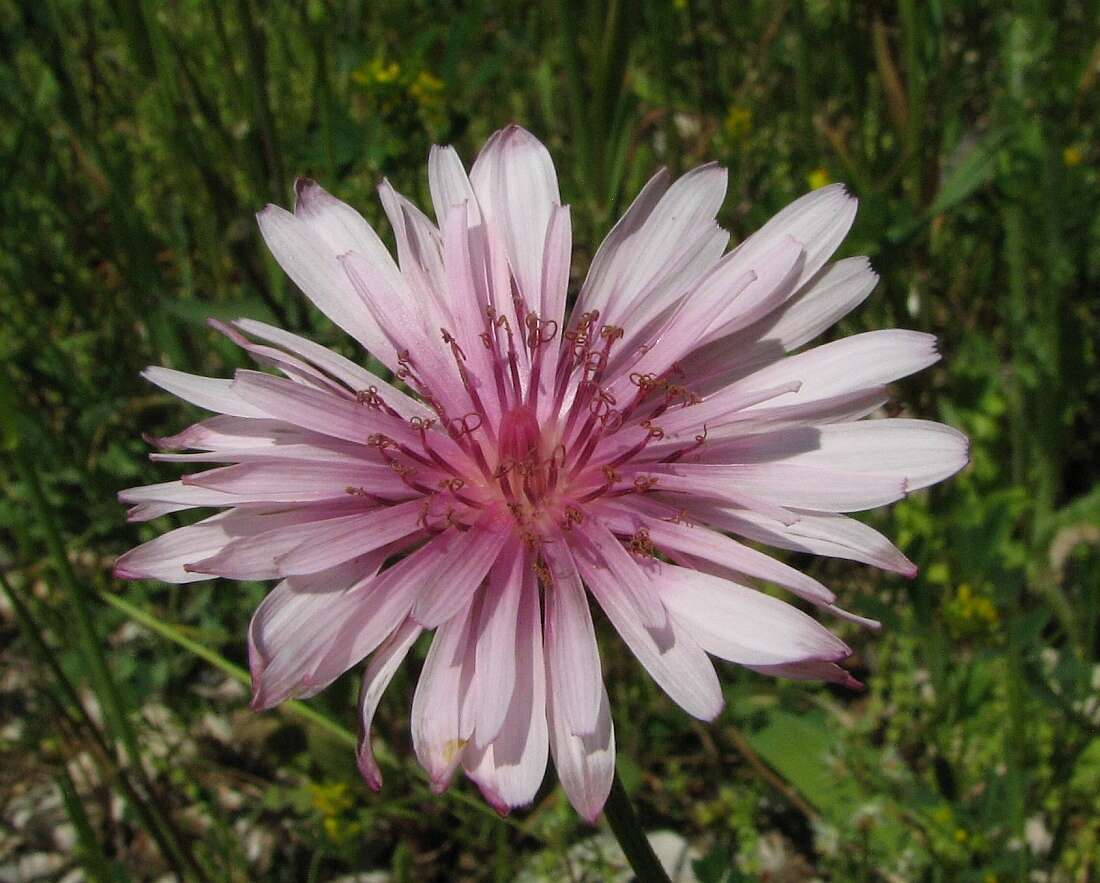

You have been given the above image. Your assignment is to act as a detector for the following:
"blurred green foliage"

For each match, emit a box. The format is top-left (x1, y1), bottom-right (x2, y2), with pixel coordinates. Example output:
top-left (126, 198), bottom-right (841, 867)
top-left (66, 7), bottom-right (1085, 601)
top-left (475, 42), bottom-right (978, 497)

top-left (1, 0), bottom-right (1098, 880)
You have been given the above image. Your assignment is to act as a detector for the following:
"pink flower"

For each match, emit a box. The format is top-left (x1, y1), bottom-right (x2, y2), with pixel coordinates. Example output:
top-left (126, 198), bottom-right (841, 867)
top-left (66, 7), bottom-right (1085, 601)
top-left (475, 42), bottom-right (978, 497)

top-left (116, 125), bottom-right (967, 821)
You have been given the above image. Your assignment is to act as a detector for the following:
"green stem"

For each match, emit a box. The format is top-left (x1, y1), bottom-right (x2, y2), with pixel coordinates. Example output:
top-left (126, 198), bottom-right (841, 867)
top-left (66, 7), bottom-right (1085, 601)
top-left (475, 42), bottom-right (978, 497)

top-left (603, 770), bottom-right (670, 883)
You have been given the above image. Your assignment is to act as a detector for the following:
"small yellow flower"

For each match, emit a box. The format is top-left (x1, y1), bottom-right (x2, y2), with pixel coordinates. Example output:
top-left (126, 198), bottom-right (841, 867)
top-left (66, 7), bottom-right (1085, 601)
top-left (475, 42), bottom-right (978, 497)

top-left (1063, 145), bottom-right (1084, 167)
top-left (954, 828), bottom-right (968, 843)
top-left (807, 168), bottom-right (831, 190)
top-left (353, 58), bottom-right (401, 87)
top-left (723, 106), bottom-right (752, 142)
top-left (410, 70), bottom-right (445, 108)
top-left (309, 781), bottom-right (353, 816)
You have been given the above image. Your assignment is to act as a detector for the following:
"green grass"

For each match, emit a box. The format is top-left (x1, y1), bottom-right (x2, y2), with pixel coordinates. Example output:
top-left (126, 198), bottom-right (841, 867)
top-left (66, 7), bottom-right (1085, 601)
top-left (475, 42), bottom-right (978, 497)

top-left (2, 1), bottom-right (1098, 880)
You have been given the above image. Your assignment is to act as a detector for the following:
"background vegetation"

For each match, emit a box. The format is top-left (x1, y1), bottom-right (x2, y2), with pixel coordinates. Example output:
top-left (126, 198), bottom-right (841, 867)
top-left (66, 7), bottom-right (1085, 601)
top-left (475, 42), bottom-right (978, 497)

top-left (1, 0), bottom-right (1098, 880)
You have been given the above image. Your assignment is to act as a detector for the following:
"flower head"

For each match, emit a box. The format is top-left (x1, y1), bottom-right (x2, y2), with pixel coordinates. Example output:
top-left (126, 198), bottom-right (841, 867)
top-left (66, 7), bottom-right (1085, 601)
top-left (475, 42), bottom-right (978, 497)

top-left (116, 125), bottom-right (967, 821)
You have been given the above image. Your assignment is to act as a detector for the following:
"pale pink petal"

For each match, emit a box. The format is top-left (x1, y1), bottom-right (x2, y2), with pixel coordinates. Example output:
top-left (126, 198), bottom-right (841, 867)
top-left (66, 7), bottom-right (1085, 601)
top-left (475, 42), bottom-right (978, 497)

top-left (114, 514), bottom-right (232, 583)
top-left (751, 256), bottom-right (879, 352)
top-left (463, 567), bottom-right (549, 812)
top-left (470, 539), bottom-right (524, 748)
top-left (546, 665), bottom-right (615, 824)
top-left (305, 537), bottom-right (460, 697)
top-left (411, 522), bottom-right (510, 628)
top-left (697, 234), bottom-right (806, 344)
top-left (653, 563), bottom-right (851, 666)
top-left (292, 177), bottom-right (404, 295)
top-left (231, 318), bottom-right (430, 420)
top-left (542, 539), bottom-right (603, 735)
top-left (150, 442), bottom-right (374, 466)
top-left (574, 531), bottom-right (722, 720)
top-left (207, 319), bottom-right (345, 395)
top-left (469, 124), bottom-right (560, 306)
top-left (570, 521), bottom-right (667, 629)
top-left (231, 369), bottom-right (418, 447)
top-left (181, 460), bottom-right (414, 503)
top-left (697, 505), bottom-right (917, 576)
top-left (646, 460), bottom-right (908, 513)
top-left (718, 329), bottom-right (940, 409)
top-left (746, 659), bottom-right (864, 690)
top-left (142, 367), bottom-right (266, 418)
top-left (248, 552), bottom-right (390, 710)
top-left (727, 183), bottom-right (857, 294)
top-left (256, 203), bottom-right (395, 364)
top-left (595, 499), bottom-right (834, 606)
top-left (340, 251), bottom-right (469, 417)
top-left (118, 478), bottom-right (241, 513)
top-left (273, 500), bottom-right (424, 576)
top-left (777, 419), bottom-right (970, 491)
top-left (586, 164), bottom-right (728, 329)
top-left (411, 602), bottom-right (478, 791)
top-left (357, 617), bottom-right (423, 791)
top-left (192, 501), bottom-right (421, 579)
top-left (428, 144), bottom-right (480, 226)
top-left (576, 167), bottom-right (671, 319)
top-left (146, 416), bottom-right (315, 451)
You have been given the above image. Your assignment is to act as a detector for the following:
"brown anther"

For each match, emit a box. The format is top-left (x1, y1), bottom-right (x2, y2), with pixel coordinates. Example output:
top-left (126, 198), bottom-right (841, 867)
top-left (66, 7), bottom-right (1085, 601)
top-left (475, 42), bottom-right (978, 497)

top-left (345, 486), bottom-right (373, 497)
top-left (599, 324), bottom-right (624, 342)
top-left (599, 409), bottom-right (623, 430)
top-left (628, 527), bottom-right (656, 558)
top-left (438, 478), bottom-right (466, 492)
top-left (440, 328), bottom-right (467, 360)
top-left (532, 558), bottom-right (553, 587)
top-left (641, 420), bottom-right (665, 440)
top-left (564, 505), bottom-right (584, 524)
top-left (410, 416), bottom-right (437, 431)
top-left (632, 475), bottom-right (658, 493)
top-left (589, 396), bottom-right (612, 418)
top-left (356, 386), bottom-right (383, 408)
top-left (520, 528), bottom-right (544, 550)
top-left (664, 508), bottom-right (694, 527)
top-left (602, 465), bottom-right (621, 484)
top-left (367, 433), bottom-right (394, 449)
